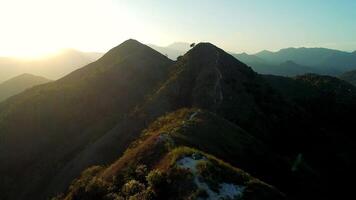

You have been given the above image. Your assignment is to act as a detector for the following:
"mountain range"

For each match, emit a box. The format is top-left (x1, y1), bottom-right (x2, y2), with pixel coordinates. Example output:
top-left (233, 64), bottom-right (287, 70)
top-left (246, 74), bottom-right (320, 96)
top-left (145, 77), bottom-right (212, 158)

top-left (233, 47), bottom-right (356, 76)
top-left (0, 49), bottom-right (103, 82)
top-left (0, 40), bottom-right (355, 200)
top-left (149, 43), bottom-right (356, 76)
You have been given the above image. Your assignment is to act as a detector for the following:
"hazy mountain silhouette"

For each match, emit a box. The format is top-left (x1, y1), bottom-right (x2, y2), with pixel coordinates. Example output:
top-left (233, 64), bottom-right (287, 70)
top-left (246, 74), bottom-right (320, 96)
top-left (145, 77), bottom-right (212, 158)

top-left (0, 73), bottom-right (51, 102)
top-left (233, 53), bottom-right (315, 76)
top-left (148, 42), bottom-right (190, 60)
top-left (0, 40), bottom-right (355, 200)
top-left (254, 47), bottom-right (356, 75)
top-left (0, 49), bottom-right (103, 82)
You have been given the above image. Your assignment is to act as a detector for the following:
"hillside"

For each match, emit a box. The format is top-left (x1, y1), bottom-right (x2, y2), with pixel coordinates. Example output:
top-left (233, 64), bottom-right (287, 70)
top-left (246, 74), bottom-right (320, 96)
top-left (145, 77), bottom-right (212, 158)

top-left (0, 40), bottom-right (355, 200)
top-left (339, 69), bottom-right (356, 86)
top-left (0, 73), bottom-right (51, 102)
top-left (60, 109), bottom-right (285, 200)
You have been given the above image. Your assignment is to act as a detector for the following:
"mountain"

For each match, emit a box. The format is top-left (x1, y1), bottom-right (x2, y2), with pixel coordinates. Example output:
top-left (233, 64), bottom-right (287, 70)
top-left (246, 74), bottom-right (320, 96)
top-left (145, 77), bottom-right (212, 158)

top-left (255, 47), bottom-right (338, 66)
top-left (234, 53), bottom-right (314, 76)
top-left (0, 49), bottom-right (103, 82)
top-left (0, 40), bottom-right (355, 200)
top-left (233, 52), bottom-right (267, 65)
top-left (0, 39), bottom-right (173, 200)
top-left (148, 42), bottom-right (190, 60)
top-left (339, 70), bottom-right (356, 86)
top-left (254, 47), bottom-right (356, 75)
top-left (0, 73), bottom-right (51, 102)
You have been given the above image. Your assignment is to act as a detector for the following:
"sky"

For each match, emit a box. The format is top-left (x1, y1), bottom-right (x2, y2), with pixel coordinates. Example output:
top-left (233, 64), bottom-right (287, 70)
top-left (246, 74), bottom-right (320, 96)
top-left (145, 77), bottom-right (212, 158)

top-left (0, 0), bottom-right (355, 57)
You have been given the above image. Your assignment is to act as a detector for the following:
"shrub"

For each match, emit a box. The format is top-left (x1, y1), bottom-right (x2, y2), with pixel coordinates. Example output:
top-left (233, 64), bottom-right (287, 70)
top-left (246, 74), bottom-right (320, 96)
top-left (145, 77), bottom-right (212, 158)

top-left (121, 180), bottom-right (145, 197)
top-left (146, 170), bottom-right (166, 189)
top-left (71, 177), bottom-right (111, 200)
top-left (135, 165), bottom-right (148, 183)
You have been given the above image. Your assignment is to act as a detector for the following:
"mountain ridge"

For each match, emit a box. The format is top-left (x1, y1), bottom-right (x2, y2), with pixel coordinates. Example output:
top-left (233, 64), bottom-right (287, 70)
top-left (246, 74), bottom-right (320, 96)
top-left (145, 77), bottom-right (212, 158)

top-left (0, 39), bottom-right (355, 200)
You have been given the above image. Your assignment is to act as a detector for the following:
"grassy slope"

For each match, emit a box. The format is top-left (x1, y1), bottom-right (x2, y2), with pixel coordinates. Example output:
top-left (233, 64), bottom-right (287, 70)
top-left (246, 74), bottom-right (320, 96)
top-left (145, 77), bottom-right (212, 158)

top-left (62, 108), bottom-right (285, 200)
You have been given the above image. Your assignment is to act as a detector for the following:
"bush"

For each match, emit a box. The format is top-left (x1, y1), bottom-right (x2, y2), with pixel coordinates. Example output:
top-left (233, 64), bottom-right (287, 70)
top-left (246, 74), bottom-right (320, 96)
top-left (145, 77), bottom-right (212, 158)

top-left (121, 180), bottom-right (145, 197)
top-left (146, 170), bottom-right (166, 189)
top-left (71, 177), bottom-right (112, 200)
top-left (135, 165), bottom-right (148, 183)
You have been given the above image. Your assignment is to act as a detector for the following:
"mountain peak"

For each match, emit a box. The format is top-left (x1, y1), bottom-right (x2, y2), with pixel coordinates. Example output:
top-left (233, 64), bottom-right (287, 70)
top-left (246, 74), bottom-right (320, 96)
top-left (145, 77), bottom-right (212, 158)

top-left (186, 42), bottom-right (223, 57)
top-left (6, 73), bottom-right (50, 82)
top-left (97, 39), bottom-right (171, 64)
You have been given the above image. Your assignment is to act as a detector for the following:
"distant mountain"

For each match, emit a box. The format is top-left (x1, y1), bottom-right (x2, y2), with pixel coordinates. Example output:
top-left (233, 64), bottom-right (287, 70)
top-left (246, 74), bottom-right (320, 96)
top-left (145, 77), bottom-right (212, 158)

top-left (339, 70), bottom-right (356, 86)
top-left (167, 42), bottom-right (191, 52)
top-left (233, 52), bottom-right (267, 65)
top-left (148, 42), bottom-right (190, 60)
top-left (0, 49), bottom-right (103, 82)
top-left (254, 47), bottom-right (356, 75)
top-left (0, 73), bottom-right (51, 102)
top-left (255, 48), bottom-right (337, 66)
top-left (233, 53), bottom-right (314, 76)
top-left (0, 40), bottom-right (355, 200)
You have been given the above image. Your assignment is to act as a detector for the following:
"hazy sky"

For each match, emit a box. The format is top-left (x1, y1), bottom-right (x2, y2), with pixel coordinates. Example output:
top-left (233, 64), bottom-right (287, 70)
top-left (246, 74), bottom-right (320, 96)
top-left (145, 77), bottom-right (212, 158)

top-left (0, 0), bottom-right (355, 57)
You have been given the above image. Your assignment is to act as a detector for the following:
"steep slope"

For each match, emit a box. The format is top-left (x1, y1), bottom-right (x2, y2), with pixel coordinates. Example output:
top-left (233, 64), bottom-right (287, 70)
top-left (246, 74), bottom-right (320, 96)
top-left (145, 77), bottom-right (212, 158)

top-left (0, 39), bottom-right (173, 200)
top-left (60, 109), bottom-right (286, 200)
top-left (339, 69), bottom-right (356, 86)
top-left (140, 42), bottom-right (298, 143)
top-left (0, 73), bottom-right (51, 102)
